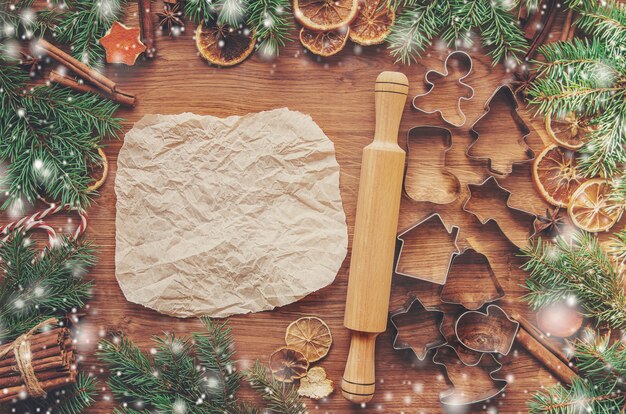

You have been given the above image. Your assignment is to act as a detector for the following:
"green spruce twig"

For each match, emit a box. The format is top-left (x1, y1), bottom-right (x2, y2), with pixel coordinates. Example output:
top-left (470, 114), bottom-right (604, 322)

top-left (14, 373), bottom-right (99, 414)
top-left (521, 232), bottom-right (626, 330)
top-left (246, 361), bottom-right (307, 414)
top-left (247, 0), bottom-right (292, 57)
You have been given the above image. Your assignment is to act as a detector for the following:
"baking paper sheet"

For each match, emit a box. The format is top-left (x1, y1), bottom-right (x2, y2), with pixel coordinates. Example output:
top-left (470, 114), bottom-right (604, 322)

top-left (115, 108), bottom-right (348, 317)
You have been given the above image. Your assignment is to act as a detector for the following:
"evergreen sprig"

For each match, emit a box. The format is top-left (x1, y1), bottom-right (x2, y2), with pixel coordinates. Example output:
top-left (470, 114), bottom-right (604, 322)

top-left (388, 0), bottom-right (530, 65)
top-left (247, 0), bottom-right (292, 57)
top-left (527, 0), bottom-right (626, 178)
top-left (528, 376), bottom-right (624, 414)
top-left (0, 57), bottom-right (121, 209)
top-left (0, 231), bottom-right (96, 344)
top-left (41, 0), bottom-right (126, 65)
top-left (528, 332), bottom-right (626, 413)
top-left (98, 319), bottom-right (305, 414)
top-left (521, 232), bottom-right (626, 330)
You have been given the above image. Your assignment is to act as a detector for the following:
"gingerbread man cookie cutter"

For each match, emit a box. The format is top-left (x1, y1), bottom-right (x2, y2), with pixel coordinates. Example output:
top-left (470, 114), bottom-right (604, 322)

top-left (412, 51), bottom-right (475, 127)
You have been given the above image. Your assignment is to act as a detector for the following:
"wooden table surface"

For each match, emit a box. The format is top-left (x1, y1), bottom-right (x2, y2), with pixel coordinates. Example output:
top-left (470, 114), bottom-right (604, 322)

top-left (7, 3), bottom-right (625, 413)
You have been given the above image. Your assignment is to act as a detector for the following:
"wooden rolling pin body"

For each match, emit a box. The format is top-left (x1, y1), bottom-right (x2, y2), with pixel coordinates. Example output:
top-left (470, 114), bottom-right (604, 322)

top-left (342, 71), bottom-right (409, 403)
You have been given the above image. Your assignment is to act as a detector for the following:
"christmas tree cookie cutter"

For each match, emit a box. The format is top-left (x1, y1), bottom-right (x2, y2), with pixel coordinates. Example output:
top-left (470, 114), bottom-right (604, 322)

top-left (395, 213), bottom-right (461, 285)
top-left (433, 345), bottom-right (508, 406)
top-left (390, 295), bottom-right (447, 361)
top-left (462, 176), bottom-right (538, 249)
top-left (403, 126), bottom-right (461, 204)
top-left (466, 85), bottom-right (535, 175)
top-left (412, 51), bottom-right (475, 127)
top-left (455, 304), bottom-right (520, 356)
top-left (440, 247), bottom-right (505, 310)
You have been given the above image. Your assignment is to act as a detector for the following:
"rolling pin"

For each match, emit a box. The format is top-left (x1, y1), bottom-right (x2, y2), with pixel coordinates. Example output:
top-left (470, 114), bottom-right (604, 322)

top-left (342, 71), bottom-right (409, 403)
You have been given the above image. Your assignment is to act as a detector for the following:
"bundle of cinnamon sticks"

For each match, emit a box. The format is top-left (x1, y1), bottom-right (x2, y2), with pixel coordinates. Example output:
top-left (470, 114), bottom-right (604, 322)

top-left (0, 327), bottom-right (76, 403)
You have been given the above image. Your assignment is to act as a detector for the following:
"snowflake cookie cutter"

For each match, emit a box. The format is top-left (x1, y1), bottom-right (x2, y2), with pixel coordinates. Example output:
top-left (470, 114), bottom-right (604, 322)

top-left (395, 213), bottom-right (461, 285)
top-left (433, 345), bottom-right (508, 406)
top-left (462, 176), bottom-right (538, 249)
top-left (403, 126), bottom-right (461, 205)
top-left (412, 51), bottom-right (475, 127)
top-left (455, 304), bottom-right (520, 356)
top-left (439, 247), bottom-right (505, 311)
top-left (466, 85), bottom-right (535, 175)
top-left (390, 295), bottom-right (447, 361)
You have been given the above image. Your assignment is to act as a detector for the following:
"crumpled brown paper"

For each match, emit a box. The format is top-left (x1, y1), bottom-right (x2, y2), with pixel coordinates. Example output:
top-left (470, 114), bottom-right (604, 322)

top-left (115, 108), bottom-right (348, 318)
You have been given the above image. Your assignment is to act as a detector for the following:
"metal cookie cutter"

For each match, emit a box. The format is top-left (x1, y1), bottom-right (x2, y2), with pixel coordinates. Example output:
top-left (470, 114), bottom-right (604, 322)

top-left (395, 213), bottom-right (460, 285)
top-left (412, 51), bottom-right (474, 127)
top-left (403, 126), bottom-right (461, 204)
top-left (455, 304), bottom-right (520, 356)
top-left (440, 248), bottom-right (505, 310)
top-left (390, 295), bottom-right (447, 361)
top-left (462, 176), bottom-right (538, 249)
top-left (466, 85), bottom-right (535, 175)
top-left (439, 309), bottom-right (484, 366)
top-left (433, 345), bottom-right (508, 406)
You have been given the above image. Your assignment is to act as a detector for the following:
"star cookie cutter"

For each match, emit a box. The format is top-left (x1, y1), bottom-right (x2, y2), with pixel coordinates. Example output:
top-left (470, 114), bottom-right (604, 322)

top-left (433, 345), bottom-right (508, 406)
top-left (390, 295), bottom-right (447, 361)
top-left (440, 248), bottom-right (505, 310)
top-left (462, 176), bottom-right (538, 249)
top-left (466, 85), bottom-right (535, 175)
top-left (395, 213), bottom-right (461, 285)
top-left (412, 51), bottom-right (475, 127)
top-left (403, 126), bottom-right (461, 204)
top-left (455, 304), bottom-right (520, 356)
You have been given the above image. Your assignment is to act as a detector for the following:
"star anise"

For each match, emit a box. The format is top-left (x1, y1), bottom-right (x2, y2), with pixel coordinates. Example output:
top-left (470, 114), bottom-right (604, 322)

top-left (157, 1), bottom-right (184, 34)
top-left (534, 207), bottom-right (567, 236)
top-left (19, 52), bottom-right (42, 77)
top-left (511, 68), bottom-right (536, 100)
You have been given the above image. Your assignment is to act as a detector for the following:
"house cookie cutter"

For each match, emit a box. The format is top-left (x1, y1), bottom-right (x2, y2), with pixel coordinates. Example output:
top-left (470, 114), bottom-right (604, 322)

top-left (395, 213), bottom-right (461, 285)
top-left (466, 85), bottom-right (535, 175)
top-left (462, 176), bottom-right (538, 249)
top-left (403, 126), bottom-right (461, 204)
top-left (440, 248), bottom-right (505, 310)
top-left (412, 51), bottom-right (474, 127)
top-left (390, 295), bottom-right (447, 361)
top-left (455, 304), bottom-right (520, 356)
top-left (433, 345), bottom-right (508, 406)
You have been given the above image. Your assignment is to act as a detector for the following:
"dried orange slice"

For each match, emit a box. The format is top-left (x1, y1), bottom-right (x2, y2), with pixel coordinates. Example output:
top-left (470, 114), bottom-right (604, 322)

top-left (285, 316), bottom-right (332, 362)
top-left (532, 145), bottom-right (585, 207)
top-left (299, 27), bottom-right (349, 57)
top-left (195, 22), bottom-right (255, 66)
top-left (293, 0), bottom-right (359, 31)
top-left (545, 113), bottom-right (594, 150)
top-left (269, 347), bottom-right (309, 382)
top-left (568, 179), bottom-right (623, 232)
top-left (349, 0), bottom-right (394, 46)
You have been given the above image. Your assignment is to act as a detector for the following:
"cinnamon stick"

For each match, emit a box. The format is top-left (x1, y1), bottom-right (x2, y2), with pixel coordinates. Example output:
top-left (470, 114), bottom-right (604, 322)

top-left (0, 354), bottom-right (67, 377)
top-left (138, 0), bottom-right (156, 58)
top-left (511, 311), bottom-right (572, 368)
top-left (36, 39), bottom-right (135, 101)
top-left (49, 70), bottom-right (136, 106)
top-left (0, 334), bottom-right (71, 369)
top-left (560, 8), bottom-right (576, 41)
top-left (516, 327), bottom-right (578, 384)
top-left (524, 0), bottom-right (559, 61)
top-left (0, 366), bottom-right (72, 388)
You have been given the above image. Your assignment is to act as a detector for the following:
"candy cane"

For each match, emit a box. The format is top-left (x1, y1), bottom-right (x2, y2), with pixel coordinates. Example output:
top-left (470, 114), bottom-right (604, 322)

top-left (0, 203), bottom-right (89, 243)
top-left (1, 219), bottom-right (58, 246)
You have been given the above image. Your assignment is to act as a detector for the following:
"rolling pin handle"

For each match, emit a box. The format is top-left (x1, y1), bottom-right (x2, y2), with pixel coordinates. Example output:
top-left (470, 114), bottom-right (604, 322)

top-left (341, 331), bottom-right (377, 404)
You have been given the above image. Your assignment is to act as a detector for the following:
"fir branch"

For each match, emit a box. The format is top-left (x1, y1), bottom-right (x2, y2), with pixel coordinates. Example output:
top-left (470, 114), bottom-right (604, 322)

top-left (0, 59), bottom-right (121, 209)
top-left (0, 232), bottom-right (95, 343)
top-left (521, 232), bottom-right (626, 330)
top-left (194, 317), bottom-right (242, 408)
top-left (575, 332), bottom-right (626, 385)
top-left (45, 0), bottom-right (127, 66)
top-left (185, 0), bottom-right (219, 24)
top-left (247, 0), bottom-right (292, 57)
top-left (606, 228), bottom-right (626, 265)
top-left (387, 1), bottom-right (442, 64)
top-left (528, 0), bottom-right (626, 178)
top-left (245, 361), bottom-right (307, 414)
top-left (528, 377), bottom-right (625, 414)
top-left (216, 0), bottom-right (248, 26)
